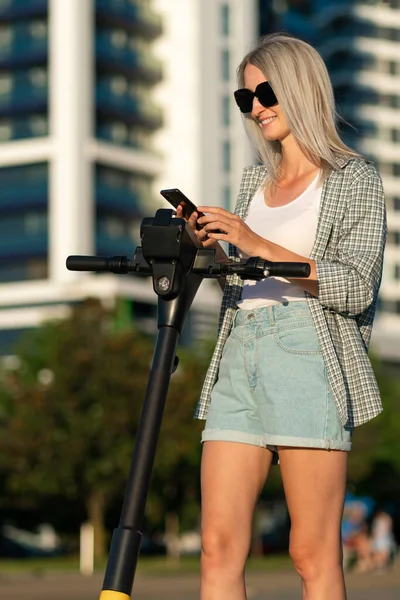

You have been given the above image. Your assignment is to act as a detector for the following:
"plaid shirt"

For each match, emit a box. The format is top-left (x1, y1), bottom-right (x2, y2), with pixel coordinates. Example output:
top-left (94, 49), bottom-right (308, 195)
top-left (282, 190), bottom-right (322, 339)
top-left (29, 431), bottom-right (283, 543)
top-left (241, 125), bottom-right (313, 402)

top-left (195, 157), bottom-right (387, 428)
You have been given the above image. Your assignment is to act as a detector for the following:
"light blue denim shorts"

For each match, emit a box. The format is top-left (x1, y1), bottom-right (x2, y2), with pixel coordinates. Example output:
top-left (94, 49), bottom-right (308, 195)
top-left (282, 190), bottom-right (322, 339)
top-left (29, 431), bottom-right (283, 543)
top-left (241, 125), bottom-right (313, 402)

top-left (202, 302), bottom-right (352, 453)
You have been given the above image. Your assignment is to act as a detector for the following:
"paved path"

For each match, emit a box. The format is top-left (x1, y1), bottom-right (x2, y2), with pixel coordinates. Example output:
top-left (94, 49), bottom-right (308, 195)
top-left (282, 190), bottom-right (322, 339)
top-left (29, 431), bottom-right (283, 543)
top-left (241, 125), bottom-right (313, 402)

top-left (0, 566), bottom-right (399, 599)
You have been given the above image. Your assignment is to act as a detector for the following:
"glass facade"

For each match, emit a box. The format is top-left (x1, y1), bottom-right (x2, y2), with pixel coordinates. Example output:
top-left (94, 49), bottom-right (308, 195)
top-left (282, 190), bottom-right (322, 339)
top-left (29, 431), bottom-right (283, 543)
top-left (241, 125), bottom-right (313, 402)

top-left (0, 0), bottom-right (48, 142)
top-left (0, 0), bottom-right (164, 283)
top-left (0, 1), bottom-right (49, 283)
top-left (95, 164), bottom-right (153, 257)
top-left (221, 3), bottom-right (230, 37)
top-left (0, 162), bottom-right (48, 282)
top-left (95, 0), bottom-right (163, 149)
top-left (94, 0), bottom-right (163, 258)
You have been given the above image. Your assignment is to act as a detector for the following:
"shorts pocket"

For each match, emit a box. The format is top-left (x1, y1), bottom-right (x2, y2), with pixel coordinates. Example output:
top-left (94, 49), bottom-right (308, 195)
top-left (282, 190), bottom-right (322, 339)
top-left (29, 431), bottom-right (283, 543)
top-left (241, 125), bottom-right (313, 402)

top-left (274, 322), bottom-right (322, 355)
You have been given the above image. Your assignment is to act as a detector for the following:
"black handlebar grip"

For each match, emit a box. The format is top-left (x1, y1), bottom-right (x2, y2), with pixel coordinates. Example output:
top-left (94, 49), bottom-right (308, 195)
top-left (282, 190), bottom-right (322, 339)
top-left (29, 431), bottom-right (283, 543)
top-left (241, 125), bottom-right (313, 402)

top-left (66, 255), bottom-right (131, 273)
top-left (267, 262), bottom-right (311, 278)
top-left (66, 256), bottom-right (110, 271)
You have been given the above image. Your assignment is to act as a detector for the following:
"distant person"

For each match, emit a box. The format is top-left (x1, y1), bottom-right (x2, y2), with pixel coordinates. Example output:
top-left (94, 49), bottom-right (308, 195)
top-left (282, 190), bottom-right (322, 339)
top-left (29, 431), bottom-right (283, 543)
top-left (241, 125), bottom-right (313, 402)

top-left (371, 508), bottom-right (396, 571)
top-left (350, 521), bottom-right (372, 574)
top-left (178, 33), bottom-right (386, 600)
top-left (342, 496), bottom-right (375, 572)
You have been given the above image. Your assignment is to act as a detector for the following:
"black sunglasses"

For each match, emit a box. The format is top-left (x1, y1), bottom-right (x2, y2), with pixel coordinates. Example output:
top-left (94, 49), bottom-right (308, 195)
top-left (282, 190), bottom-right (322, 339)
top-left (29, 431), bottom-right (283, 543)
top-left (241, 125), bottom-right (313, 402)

top-left (234, 81), bottom-right (278, 113)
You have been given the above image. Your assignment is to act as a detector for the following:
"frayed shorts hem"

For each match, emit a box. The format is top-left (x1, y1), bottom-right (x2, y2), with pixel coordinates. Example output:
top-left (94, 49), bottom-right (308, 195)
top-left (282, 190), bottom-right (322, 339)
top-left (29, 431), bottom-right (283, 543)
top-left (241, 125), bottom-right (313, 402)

top-left (201, 428), bottom-right (352, 452)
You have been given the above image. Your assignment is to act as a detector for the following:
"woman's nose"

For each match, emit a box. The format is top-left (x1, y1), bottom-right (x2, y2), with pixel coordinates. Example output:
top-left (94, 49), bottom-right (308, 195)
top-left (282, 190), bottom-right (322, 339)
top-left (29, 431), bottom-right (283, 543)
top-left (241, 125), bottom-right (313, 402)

top-left (251, 97), bottom-right (263, 119)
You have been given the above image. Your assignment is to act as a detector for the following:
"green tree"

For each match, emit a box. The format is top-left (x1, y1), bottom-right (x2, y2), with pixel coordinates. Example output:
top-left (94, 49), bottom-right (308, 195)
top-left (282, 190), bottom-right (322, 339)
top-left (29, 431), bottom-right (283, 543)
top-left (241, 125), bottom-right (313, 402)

top-left (0, 299), bottom-right (155, 558)
top-left (0, 299), bottom-right (213, 558)
top-left (348, 355), bottom-right (400, 499)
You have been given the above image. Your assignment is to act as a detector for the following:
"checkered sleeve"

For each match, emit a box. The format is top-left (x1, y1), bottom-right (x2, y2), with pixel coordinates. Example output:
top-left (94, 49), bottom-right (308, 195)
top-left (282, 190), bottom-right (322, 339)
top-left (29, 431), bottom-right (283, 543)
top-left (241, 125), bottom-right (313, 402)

top-left (316, 166), bottom-right (387, 316)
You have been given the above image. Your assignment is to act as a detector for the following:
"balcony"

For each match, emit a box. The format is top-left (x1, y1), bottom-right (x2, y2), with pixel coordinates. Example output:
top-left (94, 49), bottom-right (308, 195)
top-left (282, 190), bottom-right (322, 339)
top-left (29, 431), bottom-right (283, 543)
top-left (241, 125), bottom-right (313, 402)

top-left (0, 230), bottom-right (48, 260)
top-left (281, 12), bottom-right (316, 43)
top-left (96, 182), bottom-right (141, 217)
top-left (96, 234), bottom-right (137, 258)
top-left (0, 204), bottom-right (47, 263)
top-left (96, 75), bottom-right (162, 129)
top-left (96, 0), bottom-right (162, 40)
top-left (326, 51), bottom-right (376, 76)
top-left (96, 215), bottom-right (138, 257)
top-left (95, 165), bottom-right (152, 216)
top-left (0, 258), bottom-right (47, 283)
top-left (0, 114), bottom-right (48, 142)
top-left (0, 68), bottom-right (48, 117)
top-left (96, 119), bottom-right (155, 153)
top-left (0, 0), bottom-right (47, 21)
top-left (0, 163), bottom-right (48, 211)
top-left (0, 20), bottom-right (48, 69)
top-left (96, 30), bottom-right (163, 83)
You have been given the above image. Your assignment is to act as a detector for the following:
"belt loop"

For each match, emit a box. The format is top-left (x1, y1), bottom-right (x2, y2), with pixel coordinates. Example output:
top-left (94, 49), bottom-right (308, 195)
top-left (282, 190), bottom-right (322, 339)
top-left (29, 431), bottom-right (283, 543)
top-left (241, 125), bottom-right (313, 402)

top-left (268, 305), bottom-right (275, 325)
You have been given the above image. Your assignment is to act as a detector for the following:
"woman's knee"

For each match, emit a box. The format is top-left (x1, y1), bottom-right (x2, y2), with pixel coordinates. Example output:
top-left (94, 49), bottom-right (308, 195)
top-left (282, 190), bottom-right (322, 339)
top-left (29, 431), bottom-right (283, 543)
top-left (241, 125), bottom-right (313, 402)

top-left (289, 536), bottom-right (342, 581)
top-left (201, 528), bottom-right (248, 570)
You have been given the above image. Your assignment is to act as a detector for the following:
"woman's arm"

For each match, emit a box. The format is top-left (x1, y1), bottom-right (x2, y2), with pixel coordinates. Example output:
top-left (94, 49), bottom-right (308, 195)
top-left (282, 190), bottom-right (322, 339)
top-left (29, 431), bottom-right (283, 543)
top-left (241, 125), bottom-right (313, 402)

top-left (197, 206), bottom-right (318, 297)
top-left (198, 167), bottom-right (387, 315)
top-left (313, 170), bottom-right (386, 315)
top-left (260, 242), bottom-right (318, 297)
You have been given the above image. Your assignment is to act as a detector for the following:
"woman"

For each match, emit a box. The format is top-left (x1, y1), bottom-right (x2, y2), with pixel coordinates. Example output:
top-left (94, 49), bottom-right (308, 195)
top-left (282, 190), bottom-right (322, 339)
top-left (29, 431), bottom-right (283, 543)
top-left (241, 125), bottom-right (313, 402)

top-left (180, 33), bottom-right (386, 600)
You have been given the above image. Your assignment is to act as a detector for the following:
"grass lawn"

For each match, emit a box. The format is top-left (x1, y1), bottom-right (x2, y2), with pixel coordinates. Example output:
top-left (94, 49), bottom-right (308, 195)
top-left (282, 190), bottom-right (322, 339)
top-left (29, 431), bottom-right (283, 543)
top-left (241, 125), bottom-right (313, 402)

top-left (0, 553), bottom-right (292, 575)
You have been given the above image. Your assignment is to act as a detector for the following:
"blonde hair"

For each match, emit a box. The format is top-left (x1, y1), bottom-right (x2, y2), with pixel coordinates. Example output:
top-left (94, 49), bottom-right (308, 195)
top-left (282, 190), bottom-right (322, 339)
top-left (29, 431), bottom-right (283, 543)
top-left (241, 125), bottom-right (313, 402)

top-left (237, 33), bottom-right (360, 183)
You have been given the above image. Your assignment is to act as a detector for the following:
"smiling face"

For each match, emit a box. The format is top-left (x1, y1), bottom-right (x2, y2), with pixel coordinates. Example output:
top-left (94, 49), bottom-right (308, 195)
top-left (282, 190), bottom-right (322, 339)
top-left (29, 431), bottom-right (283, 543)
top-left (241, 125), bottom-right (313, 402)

top-left (243, 63), bottom-right (292, 145)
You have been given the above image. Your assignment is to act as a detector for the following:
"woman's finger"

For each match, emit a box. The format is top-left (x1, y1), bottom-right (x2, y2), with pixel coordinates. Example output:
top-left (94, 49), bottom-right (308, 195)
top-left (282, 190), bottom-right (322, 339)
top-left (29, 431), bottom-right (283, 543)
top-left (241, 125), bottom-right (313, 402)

top-left (198, 216), bottom-right (231, 231)
top-left (197, 206), bottom-right (233, 217)
top-left (187, 211), bottom-right (198, 230)
top-left (203, 221), bottom-right (232, 236)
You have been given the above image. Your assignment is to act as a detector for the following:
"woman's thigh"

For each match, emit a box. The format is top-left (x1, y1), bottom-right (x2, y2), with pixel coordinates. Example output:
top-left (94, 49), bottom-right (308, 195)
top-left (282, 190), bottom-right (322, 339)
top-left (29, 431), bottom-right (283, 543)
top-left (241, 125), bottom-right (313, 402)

top-left (278, 447), bottom-right (347, 554)
top-left (201, 441), bottom-right (273, 556)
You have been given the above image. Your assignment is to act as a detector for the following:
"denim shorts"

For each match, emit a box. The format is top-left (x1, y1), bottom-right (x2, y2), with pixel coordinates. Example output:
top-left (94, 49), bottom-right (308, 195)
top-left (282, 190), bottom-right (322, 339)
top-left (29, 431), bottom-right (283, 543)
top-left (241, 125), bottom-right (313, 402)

top-left (202, 302), bottom-right (352, 453)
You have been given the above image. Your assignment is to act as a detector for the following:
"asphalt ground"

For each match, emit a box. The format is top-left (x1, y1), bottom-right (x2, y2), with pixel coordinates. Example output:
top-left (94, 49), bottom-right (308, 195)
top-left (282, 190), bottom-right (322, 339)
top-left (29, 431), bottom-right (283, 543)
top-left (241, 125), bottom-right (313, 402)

top-left (0, 566), bottom-right (400, 600)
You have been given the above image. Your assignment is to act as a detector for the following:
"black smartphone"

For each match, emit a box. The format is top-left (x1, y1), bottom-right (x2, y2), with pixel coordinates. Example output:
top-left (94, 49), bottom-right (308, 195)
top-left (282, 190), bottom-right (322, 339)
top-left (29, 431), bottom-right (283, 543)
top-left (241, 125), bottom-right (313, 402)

top-left (160, 188), bottom-right (205, 231)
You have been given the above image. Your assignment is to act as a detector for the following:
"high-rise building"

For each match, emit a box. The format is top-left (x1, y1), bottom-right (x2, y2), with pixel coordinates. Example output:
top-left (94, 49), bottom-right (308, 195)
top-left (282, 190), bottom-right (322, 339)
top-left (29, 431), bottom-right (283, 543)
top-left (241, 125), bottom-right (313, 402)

top-left (152, 0), bottom-right (258, 210)
top-left (0, 0), bottom-right (259, 353)
top-left (259, 0), bottom-right (400, 362)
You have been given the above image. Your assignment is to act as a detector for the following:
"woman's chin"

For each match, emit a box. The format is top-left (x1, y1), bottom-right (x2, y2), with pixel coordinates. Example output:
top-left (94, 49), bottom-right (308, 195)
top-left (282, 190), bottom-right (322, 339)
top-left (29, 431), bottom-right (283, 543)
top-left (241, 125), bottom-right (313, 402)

top-left (261, 130), bottom-right (280, 142)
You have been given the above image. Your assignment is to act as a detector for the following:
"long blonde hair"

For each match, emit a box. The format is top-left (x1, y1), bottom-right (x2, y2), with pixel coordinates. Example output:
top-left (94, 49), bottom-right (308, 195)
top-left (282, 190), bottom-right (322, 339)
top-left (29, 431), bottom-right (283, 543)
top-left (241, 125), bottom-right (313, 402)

top-left (237, 33), bottom-right (360, 183)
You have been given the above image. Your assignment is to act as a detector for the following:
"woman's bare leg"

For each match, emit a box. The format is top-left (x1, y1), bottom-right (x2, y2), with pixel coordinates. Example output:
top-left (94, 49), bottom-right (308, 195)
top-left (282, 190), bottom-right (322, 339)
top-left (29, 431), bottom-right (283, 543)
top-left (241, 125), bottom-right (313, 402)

top-left (200, 441), bottom-right (273, 600)
top-left (279, 447), bottom-right (348, 600)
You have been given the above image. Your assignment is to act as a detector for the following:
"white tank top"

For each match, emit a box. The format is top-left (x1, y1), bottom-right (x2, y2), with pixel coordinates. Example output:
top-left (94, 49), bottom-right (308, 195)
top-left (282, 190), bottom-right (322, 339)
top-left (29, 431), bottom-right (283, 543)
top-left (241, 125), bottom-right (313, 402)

top-left (237, 174), bottom-right (322, 309)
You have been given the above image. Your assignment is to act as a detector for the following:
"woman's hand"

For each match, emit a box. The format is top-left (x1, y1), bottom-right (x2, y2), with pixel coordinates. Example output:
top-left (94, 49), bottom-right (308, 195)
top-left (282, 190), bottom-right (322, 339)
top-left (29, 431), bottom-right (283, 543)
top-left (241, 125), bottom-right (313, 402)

top-left (175, 205), bottom-right (221, 249)
top-left (197, 206), bottom-right (268, 258)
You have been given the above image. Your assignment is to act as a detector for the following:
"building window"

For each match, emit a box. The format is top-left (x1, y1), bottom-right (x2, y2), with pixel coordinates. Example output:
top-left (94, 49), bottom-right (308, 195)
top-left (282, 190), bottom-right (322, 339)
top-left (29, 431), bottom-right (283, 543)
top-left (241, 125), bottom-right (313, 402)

top-left (387, 230), bottom-right (400, 245)
top-left (222, 140), bottom-right (231, 172)
top-left (394, 197), bottom-right (400, 211)
top-left (0, 121), bottom-right (12, 141)
top-left (395, 264), bottom-right (400, 280)
top-left (391, 129), bottom-right (400, 143)
top-left (223, 186), bottom-right (231, 210)
top-left (29, 67), bottom-right (47, 88)
top-left (222, 94), bottom-right (230, 126)
top-left (380, 300), bottom-right (396, 314)
top-left (103, 216), bottom-right (126, 238)
top-left (221, 49), bottom-right (230, 81)
top-left (221, 4), bottom-right (230, 37)
top-left (25, 212), bottom-right (47, 234)
top-left (0, 72), bottom-right (13, 97)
